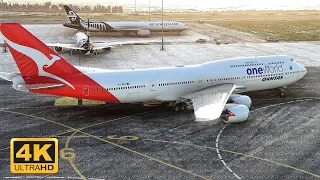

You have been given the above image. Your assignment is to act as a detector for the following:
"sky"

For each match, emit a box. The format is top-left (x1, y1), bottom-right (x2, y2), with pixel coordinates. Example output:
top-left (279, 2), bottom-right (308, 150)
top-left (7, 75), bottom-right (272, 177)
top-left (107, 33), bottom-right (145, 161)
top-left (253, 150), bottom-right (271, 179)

top-left (6, 0), bottom-right (320, 10)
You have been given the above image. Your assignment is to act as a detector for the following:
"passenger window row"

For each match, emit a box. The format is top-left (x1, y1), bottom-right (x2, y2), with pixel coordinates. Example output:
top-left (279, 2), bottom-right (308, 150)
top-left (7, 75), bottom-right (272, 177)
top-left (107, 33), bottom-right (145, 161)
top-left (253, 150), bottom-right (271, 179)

top-left (230, 61), bottom-right (285, 68)
top-left (159, 81), bottom-right (194, 86)
top-left (269, 62), bottom-right (284, 64)
top-left (230, 63), bottom-right (263, 67)
top-left (247, 73), bottom-right (283, 78)
top-left (286, 71), bottom-right (299, 75)
top-left (217, 77), bottom-right (241, 81)
top-left (92, 85), bottom-right (146, 92)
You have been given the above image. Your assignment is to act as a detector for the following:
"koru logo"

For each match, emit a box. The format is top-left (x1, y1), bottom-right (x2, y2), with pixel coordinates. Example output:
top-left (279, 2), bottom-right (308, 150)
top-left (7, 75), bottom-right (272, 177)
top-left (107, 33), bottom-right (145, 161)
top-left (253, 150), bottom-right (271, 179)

top-left (68, 11), bottom-right (77, 22)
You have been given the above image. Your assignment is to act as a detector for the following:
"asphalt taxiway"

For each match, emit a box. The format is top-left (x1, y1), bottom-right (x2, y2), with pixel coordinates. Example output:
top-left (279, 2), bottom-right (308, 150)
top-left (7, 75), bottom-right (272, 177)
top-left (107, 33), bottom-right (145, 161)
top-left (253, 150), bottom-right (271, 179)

top-left (0, 67), bottom-right (319, 180)
top-left (0, 24), bottom-right (320, 180)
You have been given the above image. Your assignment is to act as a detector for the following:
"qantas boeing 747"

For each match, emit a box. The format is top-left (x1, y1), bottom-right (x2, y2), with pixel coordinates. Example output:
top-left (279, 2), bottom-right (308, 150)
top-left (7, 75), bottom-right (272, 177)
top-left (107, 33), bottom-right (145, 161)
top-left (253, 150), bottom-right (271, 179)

top-left (0, 23), bottom-right (307, 123)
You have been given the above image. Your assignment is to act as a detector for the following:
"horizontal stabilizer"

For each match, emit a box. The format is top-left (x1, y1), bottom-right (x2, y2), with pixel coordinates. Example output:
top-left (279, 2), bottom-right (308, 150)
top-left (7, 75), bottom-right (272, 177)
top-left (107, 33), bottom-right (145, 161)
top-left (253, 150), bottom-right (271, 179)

top-left (0, 72), bottom-right (21, 81)
top-left (16, 83), bottom-right (65, 91)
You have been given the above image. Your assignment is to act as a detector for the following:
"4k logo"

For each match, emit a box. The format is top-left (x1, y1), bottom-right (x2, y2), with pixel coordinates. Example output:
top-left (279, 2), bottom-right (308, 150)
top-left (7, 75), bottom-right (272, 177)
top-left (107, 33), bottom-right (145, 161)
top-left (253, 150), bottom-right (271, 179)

top-left (10, 138), bottom-right (58, 174)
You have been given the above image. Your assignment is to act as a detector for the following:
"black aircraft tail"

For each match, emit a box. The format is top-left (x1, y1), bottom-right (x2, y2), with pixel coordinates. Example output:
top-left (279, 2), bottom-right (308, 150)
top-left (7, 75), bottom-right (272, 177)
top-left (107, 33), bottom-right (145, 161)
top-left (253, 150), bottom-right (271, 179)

top-left (63, 5), bottom-right (84, 25)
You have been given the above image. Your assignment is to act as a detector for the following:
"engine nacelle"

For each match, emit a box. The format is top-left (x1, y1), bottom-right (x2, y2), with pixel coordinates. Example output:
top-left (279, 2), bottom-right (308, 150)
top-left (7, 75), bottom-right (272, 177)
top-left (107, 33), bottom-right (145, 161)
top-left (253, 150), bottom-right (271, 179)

top-left (221, 104), bottom-right (249, 123)
top-left (54, 46), bottom-right (64, 53)
top-left (80, 50), bottom-right (89, 55)
top-left (229, 94), bottom-right (252, 108)
top-left (103, 47), bottom-right (111, 51)
top-left (137, 30), bottom-right (151, 36)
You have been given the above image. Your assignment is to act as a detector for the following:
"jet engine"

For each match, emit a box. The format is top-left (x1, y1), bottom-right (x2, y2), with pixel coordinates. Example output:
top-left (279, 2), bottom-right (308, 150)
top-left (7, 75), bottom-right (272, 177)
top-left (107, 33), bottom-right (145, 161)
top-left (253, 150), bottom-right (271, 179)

top-left (80, 41), bottom-right (94, 55)
top-left (80, 50), bottom-right (89, 55)
top-left (54, 46), bottom-right (63, 53)
top-left (229, 94), bottom-right (252, 108)
top-left (137, 30), bottom-right (151, 36)
top-left (103, 47), bottom-right (111, 51)
top-left (221, 104), bottom-right (249, 123)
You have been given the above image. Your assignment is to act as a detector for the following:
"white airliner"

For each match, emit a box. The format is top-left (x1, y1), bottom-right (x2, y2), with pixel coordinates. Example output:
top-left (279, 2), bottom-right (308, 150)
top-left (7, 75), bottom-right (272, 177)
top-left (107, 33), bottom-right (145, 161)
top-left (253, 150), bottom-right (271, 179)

top-left (63, 5), bottom-right (189, 36)
top-left (0, 24), bottom-right (307, 123)
top-left (46, 31), bottom-right (157, 55)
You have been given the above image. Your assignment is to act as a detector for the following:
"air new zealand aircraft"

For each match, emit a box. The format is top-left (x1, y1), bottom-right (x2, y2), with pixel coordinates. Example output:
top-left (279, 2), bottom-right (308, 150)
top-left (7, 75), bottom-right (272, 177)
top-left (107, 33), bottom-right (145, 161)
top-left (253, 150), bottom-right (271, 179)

top-left (63, 5), bottom-right (189, 36)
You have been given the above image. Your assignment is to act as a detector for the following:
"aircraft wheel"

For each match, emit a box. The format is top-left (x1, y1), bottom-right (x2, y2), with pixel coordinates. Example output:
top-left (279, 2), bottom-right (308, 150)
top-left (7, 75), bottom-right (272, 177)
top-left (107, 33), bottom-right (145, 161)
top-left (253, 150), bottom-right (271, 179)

top-left (162, 102), bottom-right (168, 107)
top-left (173, 106), bottom-right (180, 112)
top-left (280, 89), bottom-right (286, 98)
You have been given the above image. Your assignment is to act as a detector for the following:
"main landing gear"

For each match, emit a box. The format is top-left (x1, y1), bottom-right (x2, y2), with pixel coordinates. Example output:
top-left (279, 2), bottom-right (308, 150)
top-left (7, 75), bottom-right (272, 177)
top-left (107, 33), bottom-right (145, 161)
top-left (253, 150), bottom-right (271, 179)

top-left (123, 32), bottom-right (132, 37)
top-left (163, 101), bottom-right (188, 112)
top-left (91, 50), bottom-right (98, 55)
top-left (69, 50), bottom-right (75, 55)
top-left (2, 41), bottom-right (7, 53)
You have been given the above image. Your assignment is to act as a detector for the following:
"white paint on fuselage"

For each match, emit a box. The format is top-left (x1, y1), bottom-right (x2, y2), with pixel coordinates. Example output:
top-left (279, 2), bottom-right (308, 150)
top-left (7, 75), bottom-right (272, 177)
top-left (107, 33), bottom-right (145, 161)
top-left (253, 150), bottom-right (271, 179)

top-left (83, 55), bottom-right (306, 103)
top-left (106, 21), bottom-right (188, 32)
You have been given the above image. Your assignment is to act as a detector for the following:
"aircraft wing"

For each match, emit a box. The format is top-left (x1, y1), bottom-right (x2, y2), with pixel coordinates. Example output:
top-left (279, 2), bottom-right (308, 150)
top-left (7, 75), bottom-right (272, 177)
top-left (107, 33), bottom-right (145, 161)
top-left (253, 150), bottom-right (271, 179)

top-left (182, 83), bottom-right (244, 122)
top-left (23, 83), bottom-right (65, 91)
top-left (0, 72), bottom-right (65, 91)
top-left (46, 43), bottom-right (86, 50)
top-left (0, 72), bottom-right (20, 81)
top-left (92, 40), bottom-right (157, 50)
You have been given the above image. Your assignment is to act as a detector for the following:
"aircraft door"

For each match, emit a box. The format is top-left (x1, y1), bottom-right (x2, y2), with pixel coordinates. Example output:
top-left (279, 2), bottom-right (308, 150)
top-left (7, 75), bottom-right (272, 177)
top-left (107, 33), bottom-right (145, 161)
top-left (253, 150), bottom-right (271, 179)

top-left (83, 85), bottom-right (89, 97)
top-left (198, 76), bottom-right (203, 87)
top-left (150, 80), bottom-right (156, 91)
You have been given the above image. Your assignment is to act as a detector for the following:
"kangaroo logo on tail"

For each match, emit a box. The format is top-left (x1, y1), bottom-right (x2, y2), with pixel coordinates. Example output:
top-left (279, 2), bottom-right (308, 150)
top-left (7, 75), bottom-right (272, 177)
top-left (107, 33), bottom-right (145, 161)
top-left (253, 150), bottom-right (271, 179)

top-left (3, 36), bottom-right (75, 89)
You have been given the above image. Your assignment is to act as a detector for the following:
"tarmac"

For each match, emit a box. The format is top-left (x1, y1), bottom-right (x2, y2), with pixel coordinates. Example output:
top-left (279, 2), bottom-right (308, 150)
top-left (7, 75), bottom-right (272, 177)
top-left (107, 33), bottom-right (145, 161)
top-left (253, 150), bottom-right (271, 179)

top-left (0, 24), bottom-right (319, 180)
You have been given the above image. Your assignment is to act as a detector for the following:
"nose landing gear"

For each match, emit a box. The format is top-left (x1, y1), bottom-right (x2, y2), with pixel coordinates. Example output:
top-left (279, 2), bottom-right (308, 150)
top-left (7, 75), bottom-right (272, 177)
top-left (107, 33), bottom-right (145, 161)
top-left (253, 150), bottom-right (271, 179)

top-left (279, 88), bottom-right (286, 98)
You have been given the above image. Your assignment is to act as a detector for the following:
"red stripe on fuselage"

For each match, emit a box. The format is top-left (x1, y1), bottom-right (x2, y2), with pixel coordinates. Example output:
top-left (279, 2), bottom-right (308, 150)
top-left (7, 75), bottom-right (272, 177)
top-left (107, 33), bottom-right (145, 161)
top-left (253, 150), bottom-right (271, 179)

top-left (30, 73), bottom-right (120, 102)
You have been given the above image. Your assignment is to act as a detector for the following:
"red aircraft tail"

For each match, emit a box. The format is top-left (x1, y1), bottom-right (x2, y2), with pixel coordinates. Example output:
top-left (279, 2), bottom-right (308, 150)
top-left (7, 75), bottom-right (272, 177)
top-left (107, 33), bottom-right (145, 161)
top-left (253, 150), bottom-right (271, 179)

top-left (0, 23), bottom-right (79, 79)
top-left (0, 23), bottom-right (119, 102)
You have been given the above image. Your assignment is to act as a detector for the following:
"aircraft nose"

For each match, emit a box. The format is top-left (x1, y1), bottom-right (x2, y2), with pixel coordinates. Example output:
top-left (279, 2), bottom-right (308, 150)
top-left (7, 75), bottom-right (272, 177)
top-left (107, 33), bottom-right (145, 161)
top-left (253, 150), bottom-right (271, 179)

top-left (302, 66), bottom-right (307, 76)
top-left (297, 62), bottom-right (307, 79)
